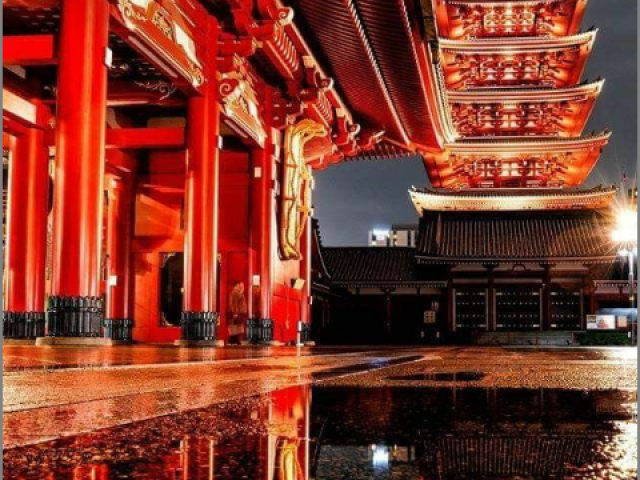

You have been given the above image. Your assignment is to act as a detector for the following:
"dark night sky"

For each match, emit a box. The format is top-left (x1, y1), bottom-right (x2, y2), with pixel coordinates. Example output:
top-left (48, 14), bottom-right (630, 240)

top-left (313, 1), bottom-right (638, 246)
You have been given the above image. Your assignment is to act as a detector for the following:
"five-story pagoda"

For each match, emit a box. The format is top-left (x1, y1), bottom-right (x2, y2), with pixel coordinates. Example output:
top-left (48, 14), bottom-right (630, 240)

top-left (410, 0), bottom-right (620, 334)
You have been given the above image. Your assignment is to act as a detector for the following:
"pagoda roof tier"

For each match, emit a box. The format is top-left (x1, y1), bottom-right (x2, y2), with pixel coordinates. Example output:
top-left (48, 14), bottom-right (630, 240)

top-left (439, 31), bottom-right (596, 89)
top-left (424, 132), bottom-right (611, 189)
top-left (410, 185), bottom-right (617, 213)
top-left (434, 0), bottom-right (589, 40)
top-left (417, 208), bottom-right (617, 265)
top-left (447, 81), bottom-right (603, 137)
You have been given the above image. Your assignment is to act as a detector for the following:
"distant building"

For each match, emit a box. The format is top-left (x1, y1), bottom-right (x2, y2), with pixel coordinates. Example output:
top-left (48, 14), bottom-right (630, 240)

top-left (312, 195), bottom-right (637, 345)
top-left (369, 224), bottom-right (418, 247)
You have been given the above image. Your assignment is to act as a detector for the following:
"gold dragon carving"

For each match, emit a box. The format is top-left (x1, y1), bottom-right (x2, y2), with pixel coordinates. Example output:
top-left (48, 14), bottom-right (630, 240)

top-left (279, 120), bottom-right (328, 261)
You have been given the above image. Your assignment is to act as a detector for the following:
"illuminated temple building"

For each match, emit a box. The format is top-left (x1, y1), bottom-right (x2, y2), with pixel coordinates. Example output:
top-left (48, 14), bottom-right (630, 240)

top-left (1, 0), bottom-right (634, 345)
top-left (310, 0), bottom-right (634, 343)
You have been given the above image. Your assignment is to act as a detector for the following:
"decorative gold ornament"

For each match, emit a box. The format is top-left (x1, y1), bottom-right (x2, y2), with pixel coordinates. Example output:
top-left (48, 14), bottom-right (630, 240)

top-left (218, 60), bottom-right (267, 147)
top-left (118, 0), bottom-right (148, 24)
top-left (279, 120), bottom-right (328, 260)
top-left (116, 0), bottom-right (204, 88)
top-left (152, 8), bottom-right (173, 40)
top-left (134, 80), bottom-right (177, 100)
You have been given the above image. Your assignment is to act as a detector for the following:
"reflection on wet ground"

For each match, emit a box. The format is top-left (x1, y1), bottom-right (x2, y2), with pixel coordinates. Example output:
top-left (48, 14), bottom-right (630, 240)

top-left (3, 384), bottom-right (637, 480)
top-left (311, 355), bottom-right (424, 380)
top-left (3, 347), bottom-right (637, 479)
top-left (2, 344), bottom-right (380, 372)
top-left (312, 387), bottom-right (637, 480)
top-left (3, 351), bottom-right (424, 448)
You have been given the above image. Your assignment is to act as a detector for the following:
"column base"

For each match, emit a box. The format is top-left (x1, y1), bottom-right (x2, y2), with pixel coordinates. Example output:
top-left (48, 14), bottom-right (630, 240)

top-left (35, 336), bottom-right (126, 347)
top-left (174, 339), bottom-right (225, 348)
top-left (298, 322), bottom-right (311, 344)
top-left (3, 311), bottom-right (45, 339)
top-left (46, 296), bottom-right (104, 337)
top-left (180, 312), bottom-right (219, 342)
top-left (104, 318), bottom-right (133, 342)
top-left (247, 318), bottom-right (274, 344)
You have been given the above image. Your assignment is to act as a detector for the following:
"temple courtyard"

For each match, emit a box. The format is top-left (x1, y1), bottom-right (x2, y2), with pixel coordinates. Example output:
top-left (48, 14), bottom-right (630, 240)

top-left (2, 344), bottom-right (637, 479)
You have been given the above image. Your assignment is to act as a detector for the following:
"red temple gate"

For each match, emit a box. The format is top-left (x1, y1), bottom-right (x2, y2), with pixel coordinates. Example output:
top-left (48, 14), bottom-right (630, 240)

top-left (2, 0), bottom-right (364, 345)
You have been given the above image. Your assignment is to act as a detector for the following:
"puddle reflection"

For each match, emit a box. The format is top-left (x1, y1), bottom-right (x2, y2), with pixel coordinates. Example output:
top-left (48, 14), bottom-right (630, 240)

top-left (3, 385), bottom-right (637, 479)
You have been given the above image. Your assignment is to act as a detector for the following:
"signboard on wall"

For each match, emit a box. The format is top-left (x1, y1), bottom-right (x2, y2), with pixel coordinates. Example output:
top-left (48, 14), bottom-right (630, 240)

top-left (586, 315), bottom-right (616, 330)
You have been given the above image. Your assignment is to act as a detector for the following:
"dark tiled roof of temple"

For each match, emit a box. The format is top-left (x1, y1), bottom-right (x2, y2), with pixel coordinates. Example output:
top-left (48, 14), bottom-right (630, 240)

top-left (417, 209), bottom-right (618, 263)
top-left (322, 247), bottom-right (417, 283)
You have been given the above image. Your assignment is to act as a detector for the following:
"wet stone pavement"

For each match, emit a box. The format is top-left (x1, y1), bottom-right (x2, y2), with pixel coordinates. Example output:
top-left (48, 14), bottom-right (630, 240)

top-left (2, 345), bottom-right (638, 479)
top-left (2, 344), bottom-right (375, 372)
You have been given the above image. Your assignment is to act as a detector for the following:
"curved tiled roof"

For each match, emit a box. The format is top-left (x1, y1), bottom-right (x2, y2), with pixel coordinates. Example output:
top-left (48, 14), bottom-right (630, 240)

top-left (417, 209), bottom-right (618, 263)
top-left (409, 186), bottom-right (617, 213)
top-left (322, 247), bottom-right (417, 283)
top-left (287, 0), bottom-right (439, 148)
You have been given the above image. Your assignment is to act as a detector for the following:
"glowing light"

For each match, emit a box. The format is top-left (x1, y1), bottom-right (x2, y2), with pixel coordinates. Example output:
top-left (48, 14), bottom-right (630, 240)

top-left (371, 444), bottom-right (390, 469)
top-left (611, 209), bottom-right (638, 245)
top-left (372, 229), bottom-right (390, 239)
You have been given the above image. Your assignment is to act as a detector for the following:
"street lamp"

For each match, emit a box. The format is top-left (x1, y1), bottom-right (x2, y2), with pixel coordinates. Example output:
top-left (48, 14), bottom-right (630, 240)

top-left (611, 208), bottom-right (638, 344)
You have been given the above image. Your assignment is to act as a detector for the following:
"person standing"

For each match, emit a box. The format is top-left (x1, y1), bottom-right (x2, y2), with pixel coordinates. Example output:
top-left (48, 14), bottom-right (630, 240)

top-left (228, 281), bottom-right (248, 344)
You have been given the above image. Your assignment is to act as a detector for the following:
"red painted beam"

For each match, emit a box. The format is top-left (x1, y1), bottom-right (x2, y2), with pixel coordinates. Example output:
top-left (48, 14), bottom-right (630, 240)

top-left (105, 128), bottom-right (185, 149)
top-left (3, 0), bottom-right (57, 6)
top-left (3, 35), bottom-right (56, 66)
top-left (40, 87), bottom-right (186, 108)
top-left (107, 81), bottom-right (185, 107)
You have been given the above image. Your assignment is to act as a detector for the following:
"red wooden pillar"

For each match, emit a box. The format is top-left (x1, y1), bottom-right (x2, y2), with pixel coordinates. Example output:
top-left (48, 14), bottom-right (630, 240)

top-left (251, 145), bottom-right (275, 322)
top-left (181, 17), bottom-right (220, 341)
top-left (250, 91), bottom-right (276, 342)
top-left (298, 215), bottom-right (312, 342)
top-left (105, 175), bottom-right (134, 335)
top-left (3, 128), bottom-right (49, 338)
top-left (47, 0), bottom-right (109, 336)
